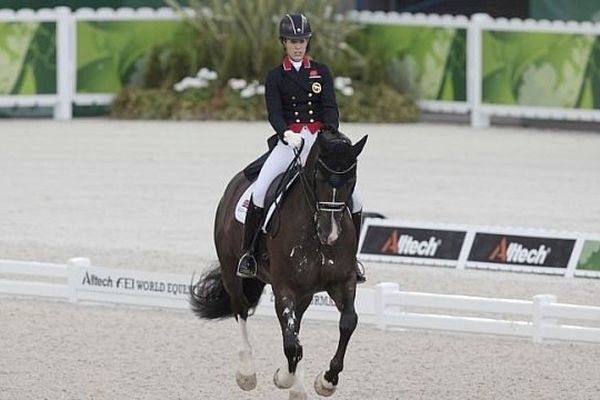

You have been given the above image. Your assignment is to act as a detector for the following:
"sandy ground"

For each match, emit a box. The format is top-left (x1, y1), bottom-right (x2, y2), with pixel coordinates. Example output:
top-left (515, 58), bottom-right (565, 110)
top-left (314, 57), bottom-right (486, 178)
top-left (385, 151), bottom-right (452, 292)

top-left (1, 120), bottom-right (600, 400)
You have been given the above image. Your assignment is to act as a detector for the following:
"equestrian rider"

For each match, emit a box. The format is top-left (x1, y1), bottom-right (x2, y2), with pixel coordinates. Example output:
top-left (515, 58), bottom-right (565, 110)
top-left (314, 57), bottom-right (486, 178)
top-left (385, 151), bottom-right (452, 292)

top-left (237, 13), bottom-right (366, 283)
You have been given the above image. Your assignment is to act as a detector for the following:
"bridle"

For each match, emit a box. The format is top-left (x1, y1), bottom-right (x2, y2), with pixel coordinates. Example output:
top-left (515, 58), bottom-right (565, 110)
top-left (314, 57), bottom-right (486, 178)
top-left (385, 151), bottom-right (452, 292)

top-left (294, 147), bottom-right (356, 221)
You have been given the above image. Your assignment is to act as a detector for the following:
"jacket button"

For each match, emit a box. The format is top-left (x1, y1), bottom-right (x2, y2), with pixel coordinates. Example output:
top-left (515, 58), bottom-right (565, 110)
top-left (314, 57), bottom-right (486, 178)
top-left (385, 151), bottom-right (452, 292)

top-left (296, 119), bottom-right (300, 123)
top-left (294, 111), bottom-right (299, 116)
top-left (308, 101), bottom-right (312, 105)
top-left (308, 110), bottom-right (313, 115)
top-left (293, 103), bottom-right (296, 107)
top-left (309, 119), bottom-right (314, 123)
top-left (292, 96), bottom-right (296, 100)
top-left (308, 93), bottom-right (313, 97)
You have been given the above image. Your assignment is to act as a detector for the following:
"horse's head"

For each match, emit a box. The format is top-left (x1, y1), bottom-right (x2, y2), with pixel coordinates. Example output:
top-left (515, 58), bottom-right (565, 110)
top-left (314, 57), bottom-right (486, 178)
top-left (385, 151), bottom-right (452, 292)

top-left (309, 130), bottom-right (367, 246)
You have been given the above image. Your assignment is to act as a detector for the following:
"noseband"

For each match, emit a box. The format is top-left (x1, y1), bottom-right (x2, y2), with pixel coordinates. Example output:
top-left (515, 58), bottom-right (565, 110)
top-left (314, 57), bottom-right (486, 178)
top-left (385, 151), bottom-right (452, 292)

top-left (295, 148), bottom-right (356, 220)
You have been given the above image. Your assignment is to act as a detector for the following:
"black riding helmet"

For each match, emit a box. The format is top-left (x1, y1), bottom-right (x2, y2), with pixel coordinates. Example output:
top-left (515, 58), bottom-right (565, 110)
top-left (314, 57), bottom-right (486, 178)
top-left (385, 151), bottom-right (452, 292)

top-left (279, 14), bottom-right (312, 40)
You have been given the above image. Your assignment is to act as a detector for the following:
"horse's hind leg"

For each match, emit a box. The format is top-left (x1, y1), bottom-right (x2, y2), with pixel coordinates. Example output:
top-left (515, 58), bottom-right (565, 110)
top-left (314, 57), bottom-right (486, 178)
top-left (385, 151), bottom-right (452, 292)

top-left (314, 283), bottom-right (357, 397)
top-left (224, 277), bottom-right (258, 391)
top-left (235, 315), bottom-right (257, 391)
top-left (273, 293), bottom-right (311, 400)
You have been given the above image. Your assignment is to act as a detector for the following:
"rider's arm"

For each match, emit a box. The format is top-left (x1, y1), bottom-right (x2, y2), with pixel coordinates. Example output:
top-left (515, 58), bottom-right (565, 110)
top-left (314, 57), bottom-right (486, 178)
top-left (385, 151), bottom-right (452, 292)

top-left (320, 64), bottom-right (339, 131)
top-left (265, 69), bottom-right (288, 139)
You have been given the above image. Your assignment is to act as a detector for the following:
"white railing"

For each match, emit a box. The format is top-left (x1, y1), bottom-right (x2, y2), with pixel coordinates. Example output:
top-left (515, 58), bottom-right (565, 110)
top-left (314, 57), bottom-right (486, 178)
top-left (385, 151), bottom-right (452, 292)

top-left (2, 7), bottom-right (600, 125)
top-left (2, 257), bottom-right (599, 344)
top-left (375, 282), bottom-right (600, 344)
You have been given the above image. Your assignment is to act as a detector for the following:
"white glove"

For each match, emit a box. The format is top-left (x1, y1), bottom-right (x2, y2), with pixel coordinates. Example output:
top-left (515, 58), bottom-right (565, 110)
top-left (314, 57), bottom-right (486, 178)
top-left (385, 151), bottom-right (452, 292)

top-left (283, 130), bottom-right (303, 150)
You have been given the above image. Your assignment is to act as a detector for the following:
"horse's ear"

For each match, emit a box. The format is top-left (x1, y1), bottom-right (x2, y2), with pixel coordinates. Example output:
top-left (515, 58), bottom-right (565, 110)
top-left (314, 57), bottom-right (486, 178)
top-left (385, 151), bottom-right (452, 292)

top-left (352, 135), bottom-right (368, 158)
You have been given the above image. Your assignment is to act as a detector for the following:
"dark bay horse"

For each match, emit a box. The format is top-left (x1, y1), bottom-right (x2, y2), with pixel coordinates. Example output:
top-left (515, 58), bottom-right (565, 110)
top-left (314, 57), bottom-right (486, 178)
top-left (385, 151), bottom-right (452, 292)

top-left (190, 130), bottom-right (367, 399)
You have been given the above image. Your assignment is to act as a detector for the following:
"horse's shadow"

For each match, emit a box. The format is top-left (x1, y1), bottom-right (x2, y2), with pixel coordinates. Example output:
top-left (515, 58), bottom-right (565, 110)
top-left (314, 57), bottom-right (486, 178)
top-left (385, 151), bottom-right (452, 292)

top-left (191, 130), bottom-right (367, 399)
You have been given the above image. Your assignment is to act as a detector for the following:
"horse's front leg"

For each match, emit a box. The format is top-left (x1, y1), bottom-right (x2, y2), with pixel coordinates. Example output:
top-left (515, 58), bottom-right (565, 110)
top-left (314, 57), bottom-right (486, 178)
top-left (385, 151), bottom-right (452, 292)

top-left (273, 292), bottom-right (311, 400)
top-left (314, 283), bottom-right (358, 397)
top-left (235, 315), bottom-right (257, 391)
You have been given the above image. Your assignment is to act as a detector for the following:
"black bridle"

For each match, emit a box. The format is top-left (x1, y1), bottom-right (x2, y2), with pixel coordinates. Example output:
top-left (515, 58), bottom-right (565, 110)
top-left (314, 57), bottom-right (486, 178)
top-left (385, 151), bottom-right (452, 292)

top-left (294, 147), bottom-right (356, 220)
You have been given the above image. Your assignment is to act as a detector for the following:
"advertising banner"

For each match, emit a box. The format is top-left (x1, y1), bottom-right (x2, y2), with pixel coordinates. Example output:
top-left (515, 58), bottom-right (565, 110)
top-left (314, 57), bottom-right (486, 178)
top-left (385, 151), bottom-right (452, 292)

top-left (352, 24), bottom-right (466, 102)
top-left (575, 239), bottom-right (600, 277)
top-left (76, 20), bottom-right (181, 93)
top-left (359, 220), bottom-right (467, 266)
top-left (0, 22), bottom-right (56, 95)
top-left (0, 20), bottom-right (182, 96)
top-left (255, 285), bottom-right (376, 324)
top-left (74, 265), bottom-right (192, 308)
top-left (467, 233), bottom-right (576, 272)
top-left (482, 31), bottom-right (600, 110)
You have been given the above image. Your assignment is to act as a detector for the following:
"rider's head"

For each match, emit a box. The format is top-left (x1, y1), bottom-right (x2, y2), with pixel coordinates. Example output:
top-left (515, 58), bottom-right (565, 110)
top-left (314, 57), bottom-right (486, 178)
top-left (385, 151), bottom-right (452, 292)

top-left (279, 13), bottom-right (311, 61)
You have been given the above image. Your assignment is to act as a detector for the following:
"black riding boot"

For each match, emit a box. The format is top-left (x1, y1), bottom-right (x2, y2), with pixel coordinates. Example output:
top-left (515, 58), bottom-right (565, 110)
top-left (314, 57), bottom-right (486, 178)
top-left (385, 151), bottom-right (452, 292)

top-left (352, 211), bottom-right (366, 284)
top-left (237, 198), bottom-right (264, 278)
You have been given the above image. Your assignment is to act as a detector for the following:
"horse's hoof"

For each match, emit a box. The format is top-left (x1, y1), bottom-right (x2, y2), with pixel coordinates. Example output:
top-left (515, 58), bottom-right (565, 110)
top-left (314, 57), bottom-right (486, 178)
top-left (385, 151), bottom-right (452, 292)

top-left (273, 368), bottom-right (294, 389)
top-left (314, 372), bottom-right (336, 397)
top-left (236, 371), bottom-right (257, 391)
top-left (289, 390), bottom-right (309, 400)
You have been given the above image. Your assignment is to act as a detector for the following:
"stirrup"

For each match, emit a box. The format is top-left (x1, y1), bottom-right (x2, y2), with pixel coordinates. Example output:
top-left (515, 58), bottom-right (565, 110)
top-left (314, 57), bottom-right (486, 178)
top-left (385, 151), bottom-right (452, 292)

top-left (356, 259), bottom-right (366, 284)
top-left (237, 252), bottom-right (257, 278)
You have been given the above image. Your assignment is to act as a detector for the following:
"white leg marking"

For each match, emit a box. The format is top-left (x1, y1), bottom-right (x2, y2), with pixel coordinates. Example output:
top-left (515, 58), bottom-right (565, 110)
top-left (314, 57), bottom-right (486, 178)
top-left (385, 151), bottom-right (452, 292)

top-left (236, 319), bottom-right (257, 391)
top-left (289, 359), bottom-right (307, 399)
top-left (314, 371), bottom-right (336, 397)
top-left (274, 364), bottom-right (296, 389)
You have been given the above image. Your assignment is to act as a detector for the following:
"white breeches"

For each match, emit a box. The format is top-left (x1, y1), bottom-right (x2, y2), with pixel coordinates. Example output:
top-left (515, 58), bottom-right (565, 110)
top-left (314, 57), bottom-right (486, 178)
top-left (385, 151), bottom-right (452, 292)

top-left (252, 126), bottom-right (363, 214)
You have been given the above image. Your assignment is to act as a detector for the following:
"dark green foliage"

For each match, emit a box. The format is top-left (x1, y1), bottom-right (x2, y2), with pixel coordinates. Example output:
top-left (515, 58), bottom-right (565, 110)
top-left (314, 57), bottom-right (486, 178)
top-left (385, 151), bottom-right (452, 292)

top-left (337, 83), bottom-right (420, 123)
top-left (111, 0), bottom-right (419, 122)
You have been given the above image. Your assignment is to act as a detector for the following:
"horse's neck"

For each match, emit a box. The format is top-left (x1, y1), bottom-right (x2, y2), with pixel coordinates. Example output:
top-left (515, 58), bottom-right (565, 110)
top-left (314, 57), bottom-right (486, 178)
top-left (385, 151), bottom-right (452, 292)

top-left (303, 140), bottom-right (320, 183)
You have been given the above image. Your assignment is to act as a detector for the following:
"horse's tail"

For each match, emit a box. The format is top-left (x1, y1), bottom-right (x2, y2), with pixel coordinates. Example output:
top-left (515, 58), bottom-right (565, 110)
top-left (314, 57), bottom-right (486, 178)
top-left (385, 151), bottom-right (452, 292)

top-left (189, 265), bottom-right (265, 320)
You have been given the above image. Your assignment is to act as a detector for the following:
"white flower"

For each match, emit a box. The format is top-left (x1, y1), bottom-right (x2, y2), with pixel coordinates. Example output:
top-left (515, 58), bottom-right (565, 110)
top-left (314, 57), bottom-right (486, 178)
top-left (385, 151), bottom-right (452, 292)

top-left (197, 67), bottom-right (217, 81)
top-left (228, 78), bottom-right (247, 90)
top-left (341, 86), bottom-right (354, 97)
top-left (334, 76), bottom-right (353, 96)
top-left (173, 77), bottom-right (208, 92)
top-left (334, 76), bottom-right (352, 90)
top-left (240, 85), bottom-right (256, 98)
top-left (239, 80), bottom-right (264, 98)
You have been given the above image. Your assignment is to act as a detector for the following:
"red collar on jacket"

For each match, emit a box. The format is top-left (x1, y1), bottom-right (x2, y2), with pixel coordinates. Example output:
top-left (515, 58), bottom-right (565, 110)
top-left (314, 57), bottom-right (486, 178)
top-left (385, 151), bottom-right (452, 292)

top-left (282, 56), bottom-right (311, 71)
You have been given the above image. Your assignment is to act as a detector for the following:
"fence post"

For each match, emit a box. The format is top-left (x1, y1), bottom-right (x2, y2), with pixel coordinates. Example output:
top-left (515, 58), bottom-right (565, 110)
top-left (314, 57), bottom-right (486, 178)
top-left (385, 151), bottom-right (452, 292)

top-left (67, 257), bottom-right (90, 303)
top-left (55, 7), bottom-right (75, 120)
top-left (467, 13), bottom-right (490, 128)
top-left (374, 282), bottom-right (400, 330)
top-left (532, 294), bottom-right (557, 343)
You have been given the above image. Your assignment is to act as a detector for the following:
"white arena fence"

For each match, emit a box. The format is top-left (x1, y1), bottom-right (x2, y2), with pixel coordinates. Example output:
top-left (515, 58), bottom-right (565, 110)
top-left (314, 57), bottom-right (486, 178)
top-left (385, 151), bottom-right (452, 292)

top-left (1, 257), bottom-right (599, 344)
top-left (2, 7), bottom-right (600, 126)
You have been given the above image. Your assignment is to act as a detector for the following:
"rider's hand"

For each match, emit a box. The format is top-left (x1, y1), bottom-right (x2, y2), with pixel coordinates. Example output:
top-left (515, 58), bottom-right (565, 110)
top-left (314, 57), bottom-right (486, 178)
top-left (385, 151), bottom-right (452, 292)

top-left (283, 130), bottom-right (303, 150)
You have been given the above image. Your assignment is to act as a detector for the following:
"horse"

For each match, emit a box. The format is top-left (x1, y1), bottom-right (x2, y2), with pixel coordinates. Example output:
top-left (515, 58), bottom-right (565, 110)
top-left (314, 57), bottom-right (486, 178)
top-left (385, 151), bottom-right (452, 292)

top-left (190, 129), bottom-right (367, 399)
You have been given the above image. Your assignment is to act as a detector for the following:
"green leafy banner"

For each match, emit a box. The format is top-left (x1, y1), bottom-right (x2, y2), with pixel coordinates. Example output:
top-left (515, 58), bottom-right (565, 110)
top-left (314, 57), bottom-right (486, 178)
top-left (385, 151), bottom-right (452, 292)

top-left (76, 20), bottom-right (181, 92)
top-left (482, 31), bottom-right (599, 109)
top-left (354, 24), bottom-right (466, 101)
top-left (0, 22), bottom-right (56, 95)
top-left (577, 240), bottom-right (600, 271)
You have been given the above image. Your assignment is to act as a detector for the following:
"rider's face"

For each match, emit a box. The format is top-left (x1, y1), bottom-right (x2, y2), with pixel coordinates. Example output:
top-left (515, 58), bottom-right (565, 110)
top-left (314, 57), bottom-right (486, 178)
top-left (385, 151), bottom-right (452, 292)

top-left (283, 38), bottom-right (308, 61)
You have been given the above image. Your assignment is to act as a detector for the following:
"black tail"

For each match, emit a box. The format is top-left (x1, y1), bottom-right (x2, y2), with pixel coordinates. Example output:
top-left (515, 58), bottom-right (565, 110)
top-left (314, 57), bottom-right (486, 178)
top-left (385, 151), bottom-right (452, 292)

top-left (189, 265), bottom-right (266, 320)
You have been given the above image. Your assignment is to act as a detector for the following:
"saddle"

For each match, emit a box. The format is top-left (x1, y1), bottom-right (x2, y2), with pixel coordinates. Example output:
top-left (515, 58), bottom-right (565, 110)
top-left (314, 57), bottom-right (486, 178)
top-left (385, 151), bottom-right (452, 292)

top-left (236, 161), bottom-right (300, 234)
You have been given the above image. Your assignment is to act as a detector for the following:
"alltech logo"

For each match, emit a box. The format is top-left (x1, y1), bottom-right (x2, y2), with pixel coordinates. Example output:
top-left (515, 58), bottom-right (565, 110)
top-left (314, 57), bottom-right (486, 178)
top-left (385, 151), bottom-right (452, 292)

top-left (381, 230), bottom-right (442, 257)
top-left (488, 237), bottom-right (551, 265)
top-left (468, 233), bottom-right (576, 268)
top-left (360, 225), bottom-right (466, 261)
